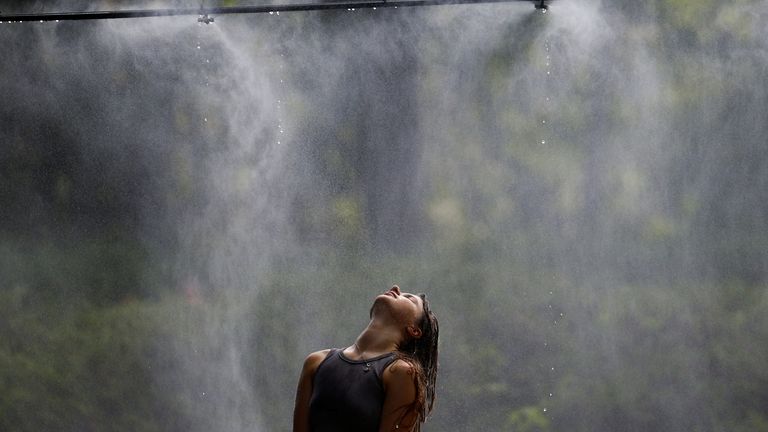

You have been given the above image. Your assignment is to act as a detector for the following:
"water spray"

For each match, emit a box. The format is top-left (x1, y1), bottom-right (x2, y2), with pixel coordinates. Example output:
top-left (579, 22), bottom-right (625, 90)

top-left (0, 0), bottom-right (553, 23)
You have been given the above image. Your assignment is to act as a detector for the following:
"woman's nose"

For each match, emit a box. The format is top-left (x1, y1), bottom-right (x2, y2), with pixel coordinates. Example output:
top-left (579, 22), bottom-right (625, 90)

top-left (391, 285), bottom-right (401, 295)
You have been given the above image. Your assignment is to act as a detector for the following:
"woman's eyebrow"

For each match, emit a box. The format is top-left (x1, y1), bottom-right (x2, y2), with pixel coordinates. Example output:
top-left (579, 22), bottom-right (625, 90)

top-left (404, 294), bottom-right (420, 305)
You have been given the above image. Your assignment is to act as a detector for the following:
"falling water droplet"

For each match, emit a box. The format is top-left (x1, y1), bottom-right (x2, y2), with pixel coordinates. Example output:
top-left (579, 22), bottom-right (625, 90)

top-left (203, 117), bottom-right (208, 122)
top-left (549, 393), bottom-right (553, 397)
top-left (269, 11), bottom-right (274, 15)
top-left (551, 367), bottom-right (555, 371)
top-left (276, 11), bottom-right (280, 15)
top-left (543, 407), bottom-right (548, 412)
top-left (541, 140), bottom-right (546, 144)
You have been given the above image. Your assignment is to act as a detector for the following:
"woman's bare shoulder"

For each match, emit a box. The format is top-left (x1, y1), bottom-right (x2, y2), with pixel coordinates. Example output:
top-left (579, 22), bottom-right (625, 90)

top-left (301, 349), bottom-right (333, 373)
top-left (382, 358), bottom-right (417, 382)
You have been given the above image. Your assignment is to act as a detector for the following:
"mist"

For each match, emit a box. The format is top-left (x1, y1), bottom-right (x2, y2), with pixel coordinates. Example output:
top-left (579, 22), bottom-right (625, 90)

top-left (1, 0), bottom-right (767, 431)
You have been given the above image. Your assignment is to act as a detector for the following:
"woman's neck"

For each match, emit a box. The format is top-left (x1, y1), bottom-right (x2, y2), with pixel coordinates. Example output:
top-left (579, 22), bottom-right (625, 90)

top-left (349, 319), bottom-right (401, 360)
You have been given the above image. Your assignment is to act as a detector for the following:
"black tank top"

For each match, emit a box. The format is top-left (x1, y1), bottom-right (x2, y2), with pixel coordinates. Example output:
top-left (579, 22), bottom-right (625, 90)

top-left (309, 348), bottom-right (397, 432)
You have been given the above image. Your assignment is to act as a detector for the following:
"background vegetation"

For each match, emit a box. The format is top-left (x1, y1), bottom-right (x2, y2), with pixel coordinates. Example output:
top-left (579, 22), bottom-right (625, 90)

top-left (1, 0), bottom-right (766, 431)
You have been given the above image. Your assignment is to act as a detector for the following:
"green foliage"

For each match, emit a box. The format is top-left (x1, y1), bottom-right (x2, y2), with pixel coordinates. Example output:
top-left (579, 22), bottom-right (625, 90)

top-left (1, 252), bottom-right (766, 431)
top-left (1, 233), bottom-right (158, 305)
top-left (0, 288), bottom-right (170, 431)
top-left (507, 406), bottom-right (551, 432)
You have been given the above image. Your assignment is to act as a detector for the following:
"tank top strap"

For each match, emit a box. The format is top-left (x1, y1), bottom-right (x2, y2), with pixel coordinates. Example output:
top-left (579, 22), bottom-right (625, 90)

top-left (371, 352), bottom-right (398, 380)
top-left (315, 348), bottom-right (340, 372)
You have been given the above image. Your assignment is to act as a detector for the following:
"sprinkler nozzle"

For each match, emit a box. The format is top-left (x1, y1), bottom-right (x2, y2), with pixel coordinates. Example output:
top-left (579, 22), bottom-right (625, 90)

top-left (198, 13), bottom-right (214, 24)
top-left (534, 0), bottom-right (548, 11)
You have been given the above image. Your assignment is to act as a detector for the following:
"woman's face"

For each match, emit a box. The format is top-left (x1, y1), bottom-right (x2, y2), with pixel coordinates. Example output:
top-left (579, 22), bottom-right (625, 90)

top-left (374, 285), bottom-right (425, 329)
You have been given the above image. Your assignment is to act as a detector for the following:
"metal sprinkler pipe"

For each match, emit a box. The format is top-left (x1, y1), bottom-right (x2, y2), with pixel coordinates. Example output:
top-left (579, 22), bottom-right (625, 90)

top-left (0, 0), bottom-right (553, 23)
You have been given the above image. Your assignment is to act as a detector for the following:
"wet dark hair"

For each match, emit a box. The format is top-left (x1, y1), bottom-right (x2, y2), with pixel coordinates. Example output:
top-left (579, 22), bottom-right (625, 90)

top-left (394, 293), bottom-right (439, 431)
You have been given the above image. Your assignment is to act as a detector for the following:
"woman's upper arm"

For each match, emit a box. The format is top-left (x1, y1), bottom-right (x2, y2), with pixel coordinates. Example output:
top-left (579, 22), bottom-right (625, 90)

top-left (379, 359), bottom-right (419, 432)
top-left (293, 349), bottom-right (329, 432)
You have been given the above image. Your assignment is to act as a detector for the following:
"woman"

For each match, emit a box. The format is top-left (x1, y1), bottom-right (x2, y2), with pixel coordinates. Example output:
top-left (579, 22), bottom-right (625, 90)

top-left (293, 285), bottom-right (439, 432)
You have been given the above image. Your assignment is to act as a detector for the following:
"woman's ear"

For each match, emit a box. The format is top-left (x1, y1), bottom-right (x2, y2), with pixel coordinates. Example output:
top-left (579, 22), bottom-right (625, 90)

top-left (407, 325), bottom-right (423, 339)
